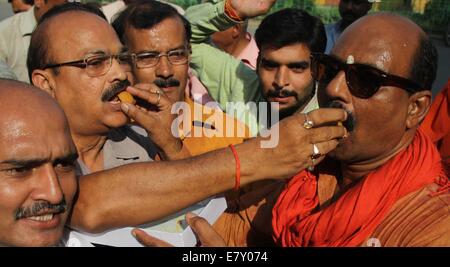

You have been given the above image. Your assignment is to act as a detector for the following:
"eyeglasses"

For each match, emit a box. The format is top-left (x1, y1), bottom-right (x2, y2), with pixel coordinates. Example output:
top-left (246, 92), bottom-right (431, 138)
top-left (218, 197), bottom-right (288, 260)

top-left (132, 49), bottom-right (189, 69)
top-left (310, 53), bottom-right (423, 99)
top-left (43, 53), bottom-right (133, 77)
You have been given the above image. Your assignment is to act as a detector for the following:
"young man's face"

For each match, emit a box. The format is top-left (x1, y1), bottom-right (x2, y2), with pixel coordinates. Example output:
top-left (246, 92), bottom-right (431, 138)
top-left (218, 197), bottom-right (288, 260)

top-left (258, 43), bottom-right (315, 118)
top-left (0, 103), bottom-right (77, 247)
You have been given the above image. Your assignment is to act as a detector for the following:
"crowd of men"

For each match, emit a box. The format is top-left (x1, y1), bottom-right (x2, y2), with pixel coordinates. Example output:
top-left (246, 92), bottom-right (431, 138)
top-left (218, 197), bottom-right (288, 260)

top-left (0, 0), bottom-right (449, 247)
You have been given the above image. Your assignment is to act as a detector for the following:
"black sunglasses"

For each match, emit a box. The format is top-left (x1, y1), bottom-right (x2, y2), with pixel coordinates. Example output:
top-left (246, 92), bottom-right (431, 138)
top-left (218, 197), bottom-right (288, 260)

top-left (310, 53), bottom-right (423, 99)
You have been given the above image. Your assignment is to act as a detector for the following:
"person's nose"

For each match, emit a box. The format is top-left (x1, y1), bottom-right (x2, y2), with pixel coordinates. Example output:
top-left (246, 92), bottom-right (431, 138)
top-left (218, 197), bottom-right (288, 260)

top-left (155, 55), bottom-right (174, 79)
top-left (273, 66), bottom-right (290, 89)
top-left (108, 56), bottom-right (129, 83)
top-left (321, 71), bottom-right (353, 104)
top-left (30, 164), bottom-right (64, 205)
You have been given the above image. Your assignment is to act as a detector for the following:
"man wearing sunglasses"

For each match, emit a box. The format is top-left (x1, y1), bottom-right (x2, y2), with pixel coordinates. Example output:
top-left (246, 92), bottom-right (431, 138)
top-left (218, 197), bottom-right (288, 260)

top-left (273, 13), bottom-right (450, 246)
top-left (26, 3), bottom-right (347, 246)
top-left (143, 12), bottom-right (450, 248)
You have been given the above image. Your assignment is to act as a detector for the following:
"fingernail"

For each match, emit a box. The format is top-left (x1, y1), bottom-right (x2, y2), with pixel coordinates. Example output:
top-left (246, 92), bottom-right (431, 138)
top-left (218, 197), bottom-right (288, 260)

top-left (131, 229), bottom-right (137, 237)
top-left (186, 212), bottom-right (197, 220)
top-left (121, 103), bottom-right (129, 113)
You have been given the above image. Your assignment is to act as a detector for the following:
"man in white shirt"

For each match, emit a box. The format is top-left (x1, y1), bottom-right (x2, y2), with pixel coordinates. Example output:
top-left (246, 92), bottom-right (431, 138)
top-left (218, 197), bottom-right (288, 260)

top-left (0, 0), bottom-right (66, 83)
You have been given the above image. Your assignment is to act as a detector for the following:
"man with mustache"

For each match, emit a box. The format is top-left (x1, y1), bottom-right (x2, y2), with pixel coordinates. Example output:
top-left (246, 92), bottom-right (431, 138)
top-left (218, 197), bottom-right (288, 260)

top-left (0, 79), bottom-right (77, 246)
top-left (112, 1), bottom-right (250, 157)
top-left (273, 13), bottom-right (450, 247)
top-left (27, 3), bottom-right (347, 245)
top-left (185, 1), bottom-right (325, 135)
top-left (110, 1), bottom-right (327, 246)
top-left (0, 79), bottom-right (252, 247)
top-left (142, 13), bottom-right (450, 248)
top-left (325, 0), bottom-right (380, 54)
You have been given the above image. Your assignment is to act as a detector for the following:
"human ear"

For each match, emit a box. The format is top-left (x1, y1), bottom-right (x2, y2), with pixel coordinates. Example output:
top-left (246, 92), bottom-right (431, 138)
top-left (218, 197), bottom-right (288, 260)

top-left (406, 90), bottom-right (432, 129)
top-left (31, 69), bottom-right (57, 98)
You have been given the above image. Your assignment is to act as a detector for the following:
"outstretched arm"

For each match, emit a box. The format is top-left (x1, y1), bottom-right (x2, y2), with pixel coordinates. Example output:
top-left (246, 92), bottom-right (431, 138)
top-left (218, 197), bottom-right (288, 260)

top-left (69, 109), bottom-right (348, 233)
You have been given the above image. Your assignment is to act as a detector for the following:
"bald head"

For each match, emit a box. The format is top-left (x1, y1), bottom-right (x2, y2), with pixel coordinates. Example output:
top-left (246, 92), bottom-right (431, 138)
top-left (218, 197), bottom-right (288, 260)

top-left (27, 2), bottom-right (107, 80)
top-left (333, 13), bottom-right (437, 90)
top-left (0, 79), bottom-right (77, 247)
top-left (0, 79), bottom-right (66, 126)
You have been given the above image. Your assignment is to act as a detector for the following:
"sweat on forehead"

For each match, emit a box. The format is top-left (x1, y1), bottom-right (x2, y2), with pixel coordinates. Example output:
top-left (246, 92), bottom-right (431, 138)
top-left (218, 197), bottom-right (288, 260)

top-left (336, 13), bottom-right (424, 53)
top-left (332, 13), bottom-right (424, 73)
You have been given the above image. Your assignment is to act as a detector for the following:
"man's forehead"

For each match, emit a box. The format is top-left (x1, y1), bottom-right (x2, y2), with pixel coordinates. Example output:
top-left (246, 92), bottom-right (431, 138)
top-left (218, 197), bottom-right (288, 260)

top-left (126, 18), bottom-right (187, 50)
top-left (0, 120), bottom-right (73, 162)
top-left (48, 11), bottom-right (123, 56)
top-left (333, 31), bottom-right (418, 75)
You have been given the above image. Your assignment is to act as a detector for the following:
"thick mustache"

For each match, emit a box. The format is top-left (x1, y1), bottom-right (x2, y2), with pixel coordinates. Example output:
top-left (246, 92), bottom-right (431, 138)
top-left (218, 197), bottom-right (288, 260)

top-left (326, 101), bottom-right (355, 132)
top-left (266, 89), bottom-right (298, 100)
top-left (154, 78), bottom-right (180, 88)
top-left (15, 198), bottom-right (67, 220)
top-left (101, 79), bottom-right (131, 102)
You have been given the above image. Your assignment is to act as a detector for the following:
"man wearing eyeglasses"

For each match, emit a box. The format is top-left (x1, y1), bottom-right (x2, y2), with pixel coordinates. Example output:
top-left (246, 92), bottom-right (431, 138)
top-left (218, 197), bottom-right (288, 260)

top-left (112, 1), bottom-right (250, 157)
top-left (26, 3), bottom-right (348, 246)
top-left (139, 12), bottom-right (450, 248)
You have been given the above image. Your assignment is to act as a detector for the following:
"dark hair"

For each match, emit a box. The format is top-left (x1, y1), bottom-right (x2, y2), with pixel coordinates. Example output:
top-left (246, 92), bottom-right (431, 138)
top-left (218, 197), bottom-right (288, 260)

top-left (255, 8), bottom-right (326, 54)
top-left (112, 0), bottom-right (191, 45)
top-left (27, 2), bottom-right (107, 81)
top-left (409, 35), bottom-right (438, 90)
top-left (23, 0), bottom-right (34, 5)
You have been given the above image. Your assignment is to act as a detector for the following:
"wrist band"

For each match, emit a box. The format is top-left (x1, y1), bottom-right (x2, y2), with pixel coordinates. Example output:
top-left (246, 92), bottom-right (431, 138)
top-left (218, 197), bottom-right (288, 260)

top-left (224, 0), bottom-right (243, 22)
top-left (229, 144), bottom-right (241, 191)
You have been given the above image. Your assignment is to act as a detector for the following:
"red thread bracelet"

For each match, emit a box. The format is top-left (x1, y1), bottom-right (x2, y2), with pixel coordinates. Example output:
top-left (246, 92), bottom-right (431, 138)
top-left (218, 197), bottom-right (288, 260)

top-left (229, 144), bottom-right (241, 191)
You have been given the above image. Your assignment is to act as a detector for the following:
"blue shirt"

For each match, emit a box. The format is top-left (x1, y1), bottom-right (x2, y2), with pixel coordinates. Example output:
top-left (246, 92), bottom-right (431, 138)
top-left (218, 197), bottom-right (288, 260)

top-left (325, 20), bottom-right (344, 54)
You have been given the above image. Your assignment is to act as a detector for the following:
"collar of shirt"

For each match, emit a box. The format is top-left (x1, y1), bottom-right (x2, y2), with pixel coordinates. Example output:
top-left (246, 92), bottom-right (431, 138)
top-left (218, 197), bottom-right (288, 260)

top-left (75, 126), bottom-right (158, 175)
top-left (237, 33), bottom-right (259, 70)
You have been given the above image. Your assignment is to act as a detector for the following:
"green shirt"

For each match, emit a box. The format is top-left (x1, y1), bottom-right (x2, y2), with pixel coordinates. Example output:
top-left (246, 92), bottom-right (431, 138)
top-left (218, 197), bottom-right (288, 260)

top-left (186, 1), bottom-right (318, 135)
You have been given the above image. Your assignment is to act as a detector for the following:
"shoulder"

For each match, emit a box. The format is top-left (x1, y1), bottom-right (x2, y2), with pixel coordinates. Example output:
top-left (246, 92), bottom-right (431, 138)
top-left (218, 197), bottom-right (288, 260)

top-left (371, 183), bottom-right (450, 247)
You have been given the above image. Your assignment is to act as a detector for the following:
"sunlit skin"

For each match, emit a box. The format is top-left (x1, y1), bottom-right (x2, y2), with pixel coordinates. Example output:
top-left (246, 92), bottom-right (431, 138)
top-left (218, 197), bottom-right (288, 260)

top-left (124, 17), bottom-right (189, 103)
top-left (31, 12), bottom-right (134, 172)
top-left (318, 14), bottom-right (432, 186)
top-left (258, 43), bottom-right (315, 119)
top-left (0, 81), bottom-right (77, 247)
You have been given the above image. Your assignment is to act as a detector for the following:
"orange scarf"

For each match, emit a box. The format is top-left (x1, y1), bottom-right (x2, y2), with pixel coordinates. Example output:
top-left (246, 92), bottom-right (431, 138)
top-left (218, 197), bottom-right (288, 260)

top-left (272, 129), bottom-right (446, 247)
top-left (420, 79), bottom-right (450, 169)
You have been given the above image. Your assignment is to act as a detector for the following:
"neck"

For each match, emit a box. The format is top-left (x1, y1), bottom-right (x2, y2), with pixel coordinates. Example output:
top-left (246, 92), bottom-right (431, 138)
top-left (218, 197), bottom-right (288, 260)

top-left (337, 131), bottom-right (416, 189)
top-left (34, 7), bottom-right (43, 22)
top-left (72, 131), bottom-right (107, 173)
top-left (224, 35), bottom-right (250, 59)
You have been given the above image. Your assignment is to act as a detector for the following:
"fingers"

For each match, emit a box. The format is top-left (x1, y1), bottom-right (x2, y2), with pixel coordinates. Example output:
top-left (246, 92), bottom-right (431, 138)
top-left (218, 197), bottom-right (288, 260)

top-left (131, 228), bottom-right (173, 247)
top-left (300, 108), bottom-right (347, 127)
top-left (186, 213), bottom-right (226, 247)
top-left (309, 139), bottom-right (340, 158)
top-left (121, 100), bottom-right (156, 126)
top-left (126, 84), bottom-right (172, 109)
top-left (308, 125), bottom-right (347, 144)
